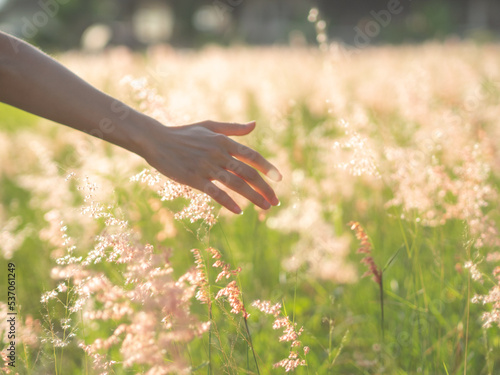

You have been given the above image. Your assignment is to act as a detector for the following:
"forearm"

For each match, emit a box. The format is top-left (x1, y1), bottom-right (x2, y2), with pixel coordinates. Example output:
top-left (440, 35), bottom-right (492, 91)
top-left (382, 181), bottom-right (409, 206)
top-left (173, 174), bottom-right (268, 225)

top-left (0, 31), bottom-right (150, 155)
top-left (0, 32), bottom-right (281, 213)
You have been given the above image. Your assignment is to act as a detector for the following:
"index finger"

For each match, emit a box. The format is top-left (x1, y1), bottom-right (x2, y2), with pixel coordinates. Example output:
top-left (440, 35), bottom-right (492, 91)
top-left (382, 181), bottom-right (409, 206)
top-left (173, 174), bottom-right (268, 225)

top-left (227, 139), bottom-right (282, 182)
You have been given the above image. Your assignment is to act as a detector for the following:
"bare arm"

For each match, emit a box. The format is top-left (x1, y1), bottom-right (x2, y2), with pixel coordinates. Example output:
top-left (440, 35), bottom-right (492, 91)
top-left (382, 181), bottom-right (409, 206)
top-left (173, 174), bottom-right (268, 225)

top-left (0, 32), bottom-right (281, 214)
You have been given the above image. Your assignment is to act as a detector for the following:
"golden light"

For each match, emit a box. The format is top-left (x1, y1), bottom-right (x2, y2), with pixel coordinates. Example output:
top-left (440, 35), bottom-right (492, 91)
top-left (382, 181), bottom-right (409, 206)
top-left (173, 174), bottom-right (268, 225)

top-left (133, 2), bottom-right (174, 44)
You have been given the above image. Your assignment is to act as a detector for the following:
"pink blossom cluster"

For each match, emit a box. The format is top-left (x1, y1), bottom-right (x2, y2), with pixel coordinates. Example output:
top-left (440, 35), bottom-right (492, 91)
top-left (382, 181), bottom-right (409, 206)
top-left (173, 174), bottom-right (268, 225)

top-left (252, 300), bottom-right (309, 372)
top-left (386, 145), bottom-right (498, 248)
top-left (190, 247), bottom-right (246, 317)
top-left (131, 169), bottom-right (217, 226)
top-left (39, 177), bottom-right (210, 374)
top-left (472, 266), bottom-right (500, 329)
top-left (190, 248), bottom-right (210, 305)
top-left (120, 75), bottom-right (173, 125)
top-left (349, 221), bottom-right (382, 285)
top-left (332, 119), bottom-right (381, 178)
top-left (252, 299), bottom-right (282, 317)
top-left (208, 247), bottom-right (247, 318)
top-left (215, 281), bottom-right (247, 318)
top-left (273, 350), bottom-right (308, 372)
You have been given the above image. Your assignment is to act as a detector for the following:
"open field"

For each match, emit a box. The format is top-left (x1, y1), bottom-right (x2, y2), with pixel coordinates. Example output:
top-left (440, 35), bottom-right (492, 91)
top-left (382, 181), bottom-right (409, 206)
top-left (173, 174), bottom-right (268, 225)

top-left (1, 42), bottom-right (500, 374)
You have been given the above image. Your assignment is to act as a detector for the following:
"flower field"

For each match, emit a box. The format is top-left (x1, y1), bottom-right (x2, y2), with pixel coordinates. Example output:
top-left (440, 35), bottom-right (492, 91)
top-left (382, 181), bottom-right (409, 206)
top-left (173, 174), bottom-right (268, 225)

top-left (1, 41), bottom-right (500, 374)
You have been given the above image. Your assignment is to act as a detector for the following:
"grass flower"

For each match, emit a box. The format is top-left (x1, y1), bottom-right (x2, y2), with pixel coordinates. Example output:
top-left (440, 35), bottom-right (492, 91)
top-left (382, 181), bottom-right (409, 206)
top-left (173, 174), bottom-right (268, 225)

top-left (349, 221), bottom-right (381, 285)
top-left (252, 300), bottom-right (308, 372)
top-left (1, 40), bottom-right (500, 373)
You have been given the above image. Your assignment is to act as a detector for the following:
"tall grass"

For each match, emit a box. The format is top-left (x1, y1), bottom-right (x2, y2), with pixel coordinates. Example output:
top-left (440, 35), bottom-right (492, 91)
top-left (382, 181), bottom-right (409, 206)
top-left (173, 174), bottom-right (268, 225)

top-left (0, 41), bottom-right (500, 374)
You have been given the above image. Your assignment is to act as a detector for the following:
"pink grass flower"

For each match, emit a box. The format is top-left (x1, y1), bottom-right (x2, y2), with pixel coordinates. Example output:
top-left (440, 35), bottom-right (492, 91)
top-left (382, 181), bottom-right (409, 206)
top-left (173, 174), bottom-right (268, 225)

top-left (215, 281), bottom-right (248, 318)
top-left (252, 300), bottom-right (308, 371)
top-left (349, 221), bottom-right (382, 285)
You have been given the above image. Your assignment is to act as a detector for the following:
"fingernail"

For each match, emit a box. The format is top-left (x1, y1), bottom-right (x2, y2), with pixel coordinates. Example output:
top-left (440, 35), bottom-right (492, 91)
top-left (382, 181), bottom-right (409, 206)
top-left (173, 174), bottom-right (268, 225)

top-left (276, 199), bottom-right (281, 207)
top-left (245, 121), bottom-right (256, 126)
top-left (238, 210), bottom-right (244, 215)
top-left (267, 169), bottom-right (282, 182)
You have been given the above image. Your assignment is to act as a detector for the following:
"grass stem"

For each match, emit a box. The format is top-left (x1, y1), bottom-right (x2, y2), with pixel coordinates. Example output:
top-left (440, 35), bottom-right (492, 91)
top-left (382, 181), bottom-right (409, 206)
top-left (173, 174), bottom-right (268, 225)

top-left (208, 302), bottom-right (213, 375)
top-left (243, 317), bottom-right (260, 375)
top-left (379, 274), bottom-right (385, 344)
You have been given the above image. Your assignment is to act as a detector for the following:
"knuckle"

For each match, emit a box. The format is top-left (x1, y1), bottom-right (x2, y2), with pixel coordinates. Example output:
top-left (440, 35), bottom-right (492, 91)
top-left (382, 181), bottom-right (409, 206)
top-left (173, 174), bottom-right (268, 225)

top-left (216, 170), bottom-right (230, 185)
top-left (226, 159), bottom-right (240, 171)
top-left (207, 146), bottom-right (225, 160)
top-left (245, 167), bottom-right (259, 180)
top-left (213, 133), bottom-right (228, 144)
top-left (237, 144), bottom-right (252, 157)
top-left (199, 158), bottom-right (214, 171)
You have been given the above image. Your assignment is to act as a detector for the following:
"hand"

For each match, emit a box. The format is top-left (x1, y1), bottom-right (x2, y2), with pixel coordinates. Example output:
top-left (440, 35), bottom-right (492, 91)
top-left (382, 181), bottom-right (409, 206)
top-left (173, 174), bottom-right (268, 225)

top-left (141, 120), bottom-right (282, 214)
top-left (0, 31), bottom-right (281, 213)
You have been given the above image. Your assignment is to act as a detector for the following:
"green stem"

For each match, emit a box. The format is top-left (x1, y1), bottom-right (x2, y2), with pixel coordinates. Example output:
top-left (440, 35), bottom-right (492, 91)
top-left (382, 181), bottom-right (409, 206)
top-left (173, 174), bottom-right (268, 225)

top-left (59, 291), bottom-right (70, 375)
top-left (52, 337), bottom-right (58, 375)
top-left (208, 301), bottom-right (213, 375)
top-left (379, 274), bottom-right (385, 344)
top-left (22, 342), bottom-right (30, 374)
top-left (464, 260), bottom-right (470, 375)
top-left (44, 303), bottom-right (58, 375)
top-left (81, 309), bottom-right (88, 375)
top-left (243, 316), bottom-right (260, 375)
top-left (17, 307), bottom-right (31, 374)
top-left (399, 219), bottom-right (411, 259)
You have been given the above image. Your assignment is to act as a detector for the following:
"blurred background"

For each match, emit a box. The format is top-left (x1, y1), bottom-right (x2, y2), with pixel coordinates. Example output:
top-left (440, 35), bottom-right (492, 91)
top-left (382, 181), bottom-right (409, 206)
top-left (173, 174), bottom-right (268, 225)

top-left (0, 0), bottom-right (499, 51)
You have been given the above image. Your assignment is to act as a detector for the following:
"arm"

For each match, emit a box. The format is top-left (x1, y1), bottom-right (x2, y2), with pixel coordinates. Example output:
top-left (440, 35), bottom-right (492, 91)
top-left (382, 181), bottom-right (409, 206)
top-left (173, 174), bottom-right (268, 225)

top-left (0, 32), bottom-right (281, 214)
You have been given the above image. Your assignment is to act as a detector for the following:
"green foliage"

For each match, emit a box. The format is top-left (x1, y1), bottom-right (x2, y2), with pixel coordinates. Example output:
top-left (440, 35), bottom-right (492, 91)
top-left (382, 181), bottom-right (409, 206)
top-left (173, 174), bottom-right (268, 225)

top-left (1, 43), bottom-right (500, 374)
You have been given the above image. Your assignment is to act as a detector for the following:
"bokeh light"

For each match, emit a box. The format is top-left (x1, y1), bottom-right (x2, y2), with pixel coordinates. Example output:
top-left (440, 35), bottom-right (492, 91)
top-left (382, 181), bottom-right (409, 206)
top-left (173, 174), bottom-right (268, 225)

top-left (132, 2), bottom-right (174, 44)
top-left (81, 23), bottom-right (112, 51)
top-left (193, 5), bottom-right (228, 33)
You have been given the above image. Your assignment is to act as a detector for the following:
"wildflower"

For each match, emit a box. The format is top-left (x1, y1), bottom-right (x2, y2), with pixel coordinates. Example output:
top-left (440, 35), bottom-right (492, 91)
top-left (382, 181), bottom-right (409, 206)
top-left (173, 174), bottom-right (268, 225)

top-left (208, 247), bottom-right (222, 259)
top-left (272, 199), bottom-right (357, 284)
top-left (252, 300), bottom-right (308, 371)
top-left (190, 248), bottom-right (209, 304)
top-left (39, 179), bottom-right (211, 374)
top-left (252, 300), bottom-right (282, 317)
top-left (56, 282), bottom-right (67, 292)
top-left (332, 120), bottom-right (381, 178)
top-left (273, 351), bottom-right (306, 372)
top-left (349, 221), bottom-right (382, 285)
top-left (213, 260), bottom-right (241, 283)
top-left (215, 281), bottom-right (248, 318)
top-left (40, 290), bottom-right (58, 303)
top-left (471, 266), bottom-right (500, 328)
top-left (464, 261), bottom-right (483, 283)
top-left (131, 169), bottom-right (217, 226)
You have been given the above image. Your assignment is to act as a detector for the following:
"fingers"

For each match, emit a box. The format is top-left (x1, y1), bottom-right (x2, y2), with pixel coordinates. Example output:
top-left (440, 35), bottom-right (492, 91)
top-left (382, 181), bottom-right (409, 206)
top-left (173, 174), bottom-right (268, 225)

top-left (226, 139), bottom-right (282, 182)
top-left (198, 120), bottom-right (282, 182)
top-left (202, 120), bottom-right (256, 136)
top-left (171, 120), bottom-right (282, 214)
top-left (224, 158), bottom-right (279, 206)
top-left (210, 168), bottom-right (272, 210)
top-left (197, 156), bottom-right (279, 213)
top-left (202, 181), bottom-right (242, 214)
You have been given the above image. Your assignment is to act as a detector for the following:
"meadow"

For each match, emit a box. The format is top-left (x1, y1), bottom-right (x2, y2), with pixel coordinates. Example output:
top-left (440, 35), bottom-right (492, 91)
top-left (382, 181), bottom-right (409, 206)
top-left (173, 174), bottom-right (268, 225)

top-left (1, 40), bottom-right (500, 374)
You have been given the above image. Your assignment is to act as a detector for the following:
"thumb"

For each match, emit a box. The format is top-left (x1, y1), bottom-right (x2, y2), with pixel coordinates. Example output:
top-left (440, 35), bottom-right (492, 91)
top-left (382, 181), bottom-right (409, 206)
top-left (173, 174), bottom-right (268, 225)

top-left (203, 120), bottom-right (256, 136)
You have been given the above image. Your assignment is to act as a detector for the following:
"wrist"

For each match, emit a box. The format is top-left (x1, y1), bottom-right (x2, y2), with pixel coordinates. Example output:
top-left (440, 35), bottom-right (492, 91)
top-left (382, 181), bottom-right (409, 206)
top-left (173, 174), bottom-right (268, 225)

top-left (121, 111), bottom-right (165, 160)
